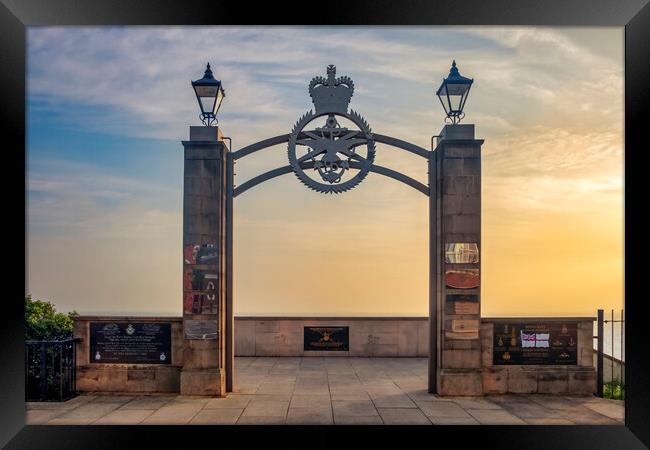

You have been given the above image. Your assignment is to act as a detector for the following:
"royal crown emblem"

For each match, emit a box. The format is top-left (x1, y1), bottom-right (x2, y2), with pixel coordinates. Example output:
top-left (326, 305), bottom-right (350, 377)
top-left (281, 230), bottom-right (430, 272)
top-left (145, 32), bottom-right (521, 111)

top-left (288, 65), bottom-right (375, 194)
top-left (309, 65), bottom-right (355, 115)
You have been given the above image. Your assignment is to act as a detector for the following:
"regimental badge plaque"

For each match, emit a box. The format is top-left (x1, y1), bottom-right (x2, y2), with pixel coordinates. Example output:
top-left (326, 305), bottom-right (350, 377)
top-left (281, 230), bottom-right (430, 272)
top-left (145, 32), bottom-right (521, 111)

top-left (445, 243), bottom-right (479, 263)
top-left (184, 319), bottom-right (218, 340)
top-left (304, 327), bottom-right (349, 351)
top-left (452, 319), bottom-right (479, 333)
top-left (183, 243), bottom-right (219, 265)
top-left (90, 322), bottom-right (171, 364)
top-left (445, 269), bottom-right (480, 289)
top-left (493, 322), bottom-right (578, 365)
top-left (454, 301), bottom-right (479, 315)
top-left (183, 292), bottom-right (218, 315)
top-left (445, 330), bottom-right (479, 340)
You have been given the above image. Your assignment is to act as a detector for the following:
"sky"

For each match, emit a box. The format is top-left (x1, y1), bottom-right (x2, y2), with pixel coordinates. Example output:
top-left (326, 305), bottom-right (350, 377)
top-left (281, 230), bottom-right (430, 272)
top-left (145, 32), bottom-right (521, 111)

top-left (26, 26), bottom-right (624, 318)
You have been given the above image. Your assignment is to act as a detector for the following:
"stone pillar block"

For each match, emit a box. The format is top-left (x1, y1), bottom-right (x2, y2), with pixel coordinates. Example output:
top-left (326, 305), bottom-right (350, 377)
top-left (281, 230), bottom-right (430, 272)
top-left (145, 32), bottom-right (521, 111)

top-left (568, 368), bottom-right (597, 394)
top-left (180, 369), bottom-right (225, 397)
top-left (181, 126), bottom-right (228, 396)
top-left (482, 367), bottom-right (507, 394)
top-left (435, 124), bottom-right (484, 392)
top-left (437, 369), bottom-right (483, 396)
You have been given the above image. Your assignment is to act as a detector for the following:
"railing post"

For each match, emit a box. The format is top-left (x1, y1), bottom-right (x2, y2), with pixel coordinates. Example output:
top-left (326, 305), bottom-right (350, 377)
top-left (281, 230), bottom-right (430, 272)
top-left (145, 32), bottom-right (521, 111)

top-left (59, 344), bottom-right (63, 401)
top-left (597, 309), bottom-right (604, 397)
top-left (40, 343), bottom-right (47, 400)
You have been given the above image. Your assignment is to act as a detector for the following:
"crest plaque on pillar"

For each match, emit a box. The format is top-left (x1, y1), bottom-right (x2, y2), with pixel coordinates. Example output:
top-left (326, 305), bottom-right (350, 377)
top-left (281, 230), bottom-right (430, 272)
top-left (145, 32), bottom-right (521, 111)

top-left (287, 65), bottom-right (375, 193)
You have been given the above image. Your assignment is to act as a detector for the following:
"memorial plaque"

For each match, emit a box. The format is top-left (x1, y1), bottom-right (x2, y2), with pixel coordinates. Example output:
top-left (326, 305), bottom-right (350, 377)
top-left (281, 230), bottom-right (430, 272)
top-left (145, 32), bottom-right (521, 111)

top-left (185, 319), bottom-right (218, 340)
top-left (304, 326), bottom-right (349, 351)
top-left (452, 319), bottom-right (479, 332)
top-left (204, 273), bottom-right (218, 291)
top-left (184, 243), bottom-right (219, 265)
top-left (445, 330), bottom-right (479, 340)
top-left (90, 322), bottom-right (171, 364)
top-left (183, 268), bottom-right (206, 291)
top-left (445, 243), bottom-right (479, 263)
top-left (454, 301), bottom-right (480, 315)
top-left (183, 292), bottom-right (218, 315)
top-left (201, 292), bottom-right (218, 314)
top-left (493, 322), bottom-right (578, 365)
top-left (445, 269), bottom-right (480, 289)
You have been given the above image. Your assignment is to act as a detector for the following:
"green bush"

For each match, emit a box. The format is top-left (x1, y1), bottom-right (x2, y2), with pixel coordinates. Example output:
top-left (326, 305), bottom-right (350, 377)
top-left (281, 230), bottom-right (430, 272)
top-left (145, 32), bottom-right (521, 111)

top-left (25, 295), bottom-right (78, 341)
top-left (603, 380), bottom-right (625, 400)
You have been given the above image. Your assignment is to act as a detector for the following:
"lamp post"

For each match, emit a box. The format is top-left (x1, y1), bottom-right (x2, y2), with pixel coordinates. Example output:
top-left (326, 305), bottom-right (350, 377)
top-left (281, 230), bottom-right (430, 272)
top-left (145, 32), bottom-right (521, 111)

top-left (436, 60), bottom-right (473, 125)
top-left (192, 63), bottom-right (225, 126)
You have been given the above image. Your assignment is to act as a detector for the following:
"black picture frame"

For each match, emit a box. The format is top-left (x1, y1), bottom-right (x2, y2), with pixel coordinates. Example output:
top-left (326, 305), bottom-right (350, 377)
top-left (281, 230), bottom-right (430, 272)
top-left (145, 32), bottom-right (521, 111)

top-left (3, 0), bottom-right (648, 448)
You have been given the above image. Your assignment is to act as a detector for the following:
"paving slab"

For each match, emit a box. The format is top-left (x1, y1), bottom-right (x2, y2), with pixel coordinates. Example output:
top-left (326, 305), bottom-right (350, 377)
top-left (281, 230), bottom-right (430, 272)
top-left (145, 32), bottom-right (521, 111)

top-left (332, 400), bottom-right (379, 417)
top-left (524, 417), bottom-right (576, 425)
top-left (189, 408), bottom-right (244, 424)
top-left (417, 400), bottom-right (473, 418)
top-left (140, 401), bottom-right (204, 424)
top-left (290, 394), bottom-right (332, 408)
top-left (205, 395), bottom-right (251, 409)
top-left (582, 400), bottom-right (624, 421)
top-left (451, 397), bottom-right (503, 410)
top-left (286, 407), bottom-right (334, 425)
top-left (378, 408), bottom-right (431, 425)
top-left (25, 409), bottom-right (68, 424)
top-left (430, 416), bottom-right (480, 425)
top-left (371, 394), bottom-right (417, 408)
top-left (48, 400), bottom-right (125, 423)
top-left (93, 409), bottom-right (155, 425)
top-left (241, 400), bottom-right (290, 417)
top-left (334, 415), bottom-right (384, 425)
top-left (236, 415), bottom-right (286, 425)
top-left (26, 395), bottom-right (96, 410)
top-left (121, 396), bottom-right (171, 410)
top-left (466, 408), bottom-right (527, 425)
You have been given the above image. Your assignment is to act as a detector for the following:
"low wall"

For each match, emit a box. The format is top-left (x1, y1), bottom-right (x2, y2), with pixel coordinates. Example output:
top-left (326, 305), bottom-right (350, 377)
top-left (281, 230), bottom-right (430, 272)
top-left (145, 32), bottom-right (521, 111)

top-left (235, 317), bottom-right (429, 357)
top-left (74, 316), bottom-right (183, 393)
top-left (72, 315), bottom-right (597, 395)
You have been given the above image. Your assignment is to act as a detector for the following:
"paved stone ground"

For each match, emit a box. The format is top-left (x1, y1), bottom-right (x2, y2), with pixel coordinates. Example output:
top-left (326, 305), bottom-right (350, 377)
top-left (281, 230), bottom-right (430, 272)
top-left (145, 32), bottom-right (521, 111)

top-left (26, 357), bottom-right (624, 425)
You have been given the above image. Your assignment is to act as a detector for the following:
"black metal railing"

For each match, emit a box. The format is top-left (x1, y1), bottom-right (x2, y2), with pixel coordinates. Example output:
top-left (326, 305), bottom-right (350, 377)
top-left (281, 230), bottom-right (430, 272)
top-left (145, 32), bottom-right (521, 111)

top-left (595, 309), bottom-right (625, 399)
top-left (25, 338), bottom-right (80, 402)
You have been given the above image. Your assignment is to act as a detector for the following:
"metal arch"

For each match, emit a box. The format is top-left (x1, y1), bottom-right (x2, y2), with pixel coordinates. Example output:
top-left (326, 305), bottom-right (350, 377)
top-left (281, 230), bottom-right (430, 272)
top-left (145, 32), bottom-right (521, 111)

top-left (233, 132), bottom-right (430, 161)
top-left (233, 161), bottom-right (429, 197)
top-left (373, 133), bottom-right (429, 158)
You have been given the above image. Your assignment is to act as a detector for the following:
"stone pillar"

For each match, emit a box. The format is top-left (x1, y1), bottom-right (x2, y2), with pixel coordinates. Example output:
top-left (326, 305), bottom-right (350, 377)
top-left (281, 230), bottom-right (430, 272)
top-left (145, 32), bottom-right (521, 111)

top-left (434, 124), bottom-right (484, 396)
top-left (180, 126), bottom-right (228, 396)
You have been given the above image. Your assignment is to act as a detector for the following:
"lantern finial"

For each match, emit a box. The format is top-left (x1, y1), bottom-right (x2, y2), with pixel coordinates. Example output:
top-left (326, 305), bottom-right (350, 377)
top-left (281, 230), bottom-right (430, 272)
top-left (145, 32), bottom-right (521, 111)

top-left (435, 60), bottom-right (473, 125)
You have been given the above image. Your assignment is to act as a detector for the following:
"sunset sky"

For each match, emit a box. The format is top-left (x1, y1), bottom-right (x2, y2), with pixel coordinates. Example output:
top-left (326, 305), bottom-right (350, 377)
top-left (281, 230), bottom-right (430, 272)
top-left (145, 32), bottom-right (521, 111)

top-left (26, 26), bottom-right (624, 317)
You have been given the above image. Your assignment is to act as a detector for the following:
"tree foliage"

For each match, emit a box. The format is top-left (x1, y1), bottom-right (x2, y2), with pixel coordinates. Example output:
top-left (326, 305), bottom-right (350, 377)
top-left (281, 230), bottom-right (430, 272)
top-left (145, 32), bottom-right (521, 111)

top-left (25, 295), bottom-right (78, 340)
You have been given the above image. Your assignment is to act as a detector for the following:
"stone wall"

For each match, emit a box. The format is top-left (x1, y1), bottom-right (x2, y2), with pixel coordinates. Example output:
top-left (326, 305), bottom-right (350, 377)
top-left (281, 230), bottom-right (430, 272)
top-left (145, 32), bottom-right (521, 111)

top-left (235, 317), bottom-right (429, 357)
top-left (73, 316), bottom-right (596, 395)
top-left (73, 316), bottom-right (183, 393)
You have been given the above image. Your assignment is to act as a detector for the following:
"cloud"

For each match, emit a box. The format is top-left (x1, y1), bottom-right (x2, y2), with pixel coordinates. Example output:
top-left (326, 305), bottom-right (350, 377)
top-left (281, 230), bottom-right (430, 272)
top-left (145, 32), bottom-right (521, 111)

top-left (27, 159), bottom-right (181, 239)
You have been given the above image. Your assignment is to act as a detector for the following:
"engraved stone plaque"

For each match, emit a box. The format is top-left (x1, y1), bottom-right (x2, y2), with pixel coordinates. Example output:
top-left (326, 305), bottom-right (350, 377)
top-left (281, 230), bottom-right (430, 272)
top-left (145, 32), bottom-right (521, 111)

top-left (454, 301), bottom-right (480, 315)
top-left (445, 269), bottom-right (480, 289)
top-left (445, 330), bottom-right (479, 340)
top-left (452, 319), bottom-right (480, 332)
top-left (445, 243), bottom-right (479, 263)
top-left (184, 243), bottom-right (219, 265)
top-left (90, 322), bottom-right (171, 364)
top-left (184, 319), bottom-right (218, 340)
top-left (493, 322), bottom-right (578, 365)
top-left (304, 326), bottom-right (349, 351)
